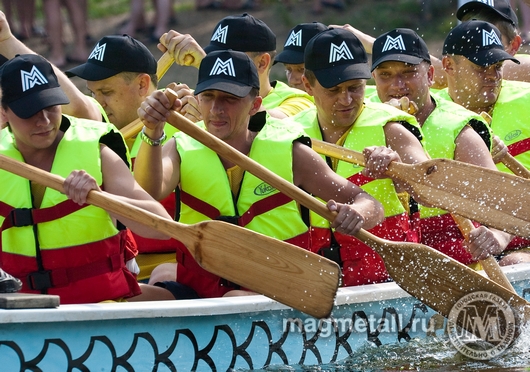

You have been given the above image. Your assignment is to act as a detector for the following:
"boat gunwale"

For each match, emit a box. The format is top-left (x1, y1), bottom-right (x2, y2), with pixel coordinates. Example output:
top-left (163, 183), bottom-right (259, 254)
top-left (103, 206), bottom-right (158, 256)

top-left (0, 263), bottom-right (528, 324)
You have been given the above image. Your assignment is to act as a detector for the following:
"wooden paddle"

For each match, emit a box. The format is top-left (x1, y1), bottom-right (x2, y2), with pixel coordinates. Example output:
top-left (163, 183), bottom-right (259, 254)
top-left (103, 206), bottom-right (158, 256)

top-left (161, 93), bottom-right (530, 332)
top-left (0, 155), bottom-right (339, 319)
top-left (308, 138), bottom-right (516, 292)
top-left (120, 51), bottom-right (181, 140)
top-left (311, 139), bottom-right (530, 238)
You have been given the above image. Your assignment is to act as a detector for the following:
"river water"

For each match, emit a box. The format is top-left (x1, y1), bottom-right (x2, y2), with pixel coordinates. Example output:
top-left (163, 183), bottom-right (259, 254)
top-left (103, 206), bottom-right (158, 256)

top-left (241, 325), bottom-right (530, 371)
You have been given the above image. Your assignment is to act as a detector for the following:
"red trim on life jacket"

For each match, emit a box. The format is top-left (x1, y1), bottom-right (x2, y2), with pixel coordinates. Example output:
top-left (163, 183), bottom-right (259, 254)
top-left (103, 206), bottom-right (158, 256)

top-left (508, 137), bottom-right (530, 157)
top-left (180, 191), bottom-right (221, 220)
top-left (0, 199), bottom-right (87, 231)
top-left (180, 190), bottom-right (294, 227)
top-left (347, 173), bottom-right (374, 187)
top-left (238, 192), bottom-right (293, 226)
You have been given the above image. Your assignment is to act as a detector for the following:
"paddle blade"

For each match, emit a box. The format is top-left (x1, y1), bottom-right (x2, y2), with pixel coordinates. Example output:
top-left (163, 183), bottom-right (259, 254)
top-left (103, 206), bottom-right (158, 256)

top-left (183, 221), bottom-right (340, 319)
top-left (396, 159), bottom-right (530, 237)
top-left (354, 229), bottom-right (530, 330)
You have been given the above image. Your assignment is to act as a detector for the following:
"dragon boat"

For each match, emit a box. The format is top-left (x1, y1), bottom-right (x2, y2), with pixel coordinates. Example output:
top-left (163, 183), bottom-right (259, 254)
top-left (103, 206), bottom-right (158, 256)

top-left (0, 263), bottom-right (529, 371)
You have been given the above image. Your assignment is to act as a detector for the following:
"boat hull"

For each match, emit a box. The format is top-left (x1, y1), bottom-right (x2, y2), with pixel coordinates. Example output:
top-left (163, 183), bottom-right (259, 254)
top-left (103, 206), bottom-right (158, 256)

top-left (1, 264), bottom-right (529, 371)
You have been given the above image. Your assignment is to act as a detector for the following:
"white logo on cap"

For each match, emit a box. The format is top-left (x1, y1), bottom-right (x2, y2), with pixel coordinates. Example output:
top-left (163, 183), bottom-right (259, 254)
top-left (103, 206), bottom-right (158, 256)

top-left (477, 0), bottom-right (494, 5)
top-left (285, 30), bottom-right (303, 47)
top-left (209, 57), bottom-right (236, 77)
top-left (483, 28), bottom-right (502, 47)
top-left (211, 24), bottom-right (229, 44)
top-left (329, 41), bottom-right (354, 63)
top-left (88, 42), bottom-right (107, 62)
top-left (381, 35), bottom-right (407, 52)
top-left (20, 66), bottom-right (48, 92)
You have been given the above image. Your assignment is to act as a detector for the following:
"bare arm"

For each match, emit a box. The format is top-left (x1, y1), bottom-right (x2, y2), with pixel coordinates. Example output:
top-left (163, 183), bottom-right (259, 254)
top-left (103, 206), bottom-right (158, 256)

top-left (0, 11), bottom-right (101, 121)
top-left (454, 125), bottom-right (495, 168)
top-left (134, 90), bottom-right (182, 200)
top-left (63, 145), bottom-right (171, 239)
top-left (292, 142), bottom-right (384, 235)
top-left (384, 121), bottom-right (429, 164)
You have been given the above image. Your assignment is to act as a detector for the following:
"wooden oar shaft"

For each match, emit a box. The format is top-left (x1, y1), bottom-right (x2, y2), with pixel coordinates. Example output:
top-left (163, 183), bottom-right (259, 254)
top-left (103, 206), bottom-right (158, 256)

top-left (0, 153), bottom-right (339, 318)
top-left (120, 52), bottom-right (175, 140)
top-left (479, 111), bottom-right (530, 178)
top-left (502, 154), bottom-right (530, 178)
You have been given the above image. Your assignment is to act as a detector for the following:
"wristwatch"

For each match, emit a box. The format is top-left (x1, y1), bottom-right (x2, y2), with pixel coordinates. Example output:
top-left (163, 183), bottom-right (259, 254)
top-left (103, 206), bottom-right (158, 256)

top-left (140, 126), bottom-right (166, 146)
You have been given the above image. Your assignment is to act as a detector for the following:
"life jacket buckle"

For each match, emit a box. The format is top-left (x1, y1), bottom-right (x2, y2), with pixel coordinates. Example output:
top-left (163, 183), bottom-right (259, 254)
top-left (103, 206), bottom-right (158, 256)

top-left (27, 270), bottom-right (53, 291)
top-left (9, 208), bottom-right (34, 227)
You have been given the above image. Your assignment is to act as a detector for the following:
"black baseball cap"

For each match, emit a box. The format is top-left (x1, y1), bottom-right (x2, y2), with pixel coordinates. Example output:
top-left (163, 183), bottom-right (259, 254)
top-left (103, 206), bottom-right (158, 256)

top-left (371, 28), bottom-right (431, 71)
top-left (274, 22), bottom-right (328, 65)
top-left (65, 35), bottom-right (157, 81)
top-left (204, 13), bottom-right (276, 54)
top-left (304, 28), bottom-right (371, 88)
top-left (443, 20), bottom-right (519, 66)
top-left (457, 0), bottom-right (518, 26)
top-left (195, 50), bottom-right (260, 98)
top-left (0, 54), bottom-right (69, 119)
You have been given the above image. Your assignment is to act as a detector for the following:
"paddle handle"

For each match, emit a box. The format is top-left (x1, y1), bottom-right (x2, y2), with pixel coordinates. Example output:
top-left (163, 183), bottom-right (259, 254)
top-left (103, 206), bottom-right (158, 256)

top-left (312, 139), bottom-right (405, 180)
top-left (502, 154), bottom-right (530, 178)
top-left (479, 111), bottom-right (530, 178)
top-left (451, 214), bottom-right (516, 292)
top-left (120, 52), bottom-right (176, 140)
top-left (312, 139), bottom-right (365, 166)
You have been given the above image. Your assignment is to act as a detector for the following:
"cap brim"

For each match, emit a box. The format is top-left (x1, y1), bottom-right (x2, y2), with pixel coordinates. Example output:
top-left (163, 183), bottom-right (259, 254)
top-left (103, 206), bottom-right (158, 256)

top-left (8, 87), bottom-right (70, 119)
top-left (65, 62), bottom-right (120, 80)
top-left (274, 50), bottom-right (305, 65)
top-left (313, 63), bottom-right (371, 88)
top-left (466, 48), bottom-right (520, 66)
top-left (371, 54), bottom-right (424, 71)
top-left (194, 78), bottom-right (254, 98)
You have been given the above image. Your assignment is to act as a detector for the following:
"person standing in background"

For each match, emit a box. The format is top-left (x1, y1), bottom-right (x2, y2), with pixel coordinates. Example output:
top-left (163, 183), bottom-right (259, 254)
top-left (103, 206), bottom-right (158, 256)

top-left (1, 0), bottom-right (43, 40)
top-left (43, 0), bottom-right (89, 67)
top-left (120, 0), bottom-right (177, 42)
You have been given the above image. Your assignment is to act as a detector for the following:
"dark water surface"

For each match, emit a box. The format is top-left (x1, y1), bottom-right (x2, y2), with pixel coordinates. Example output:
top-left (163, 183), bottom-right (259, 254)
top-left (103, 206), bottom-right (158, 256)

top-left (239, 326), bottom-right (530, 372)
